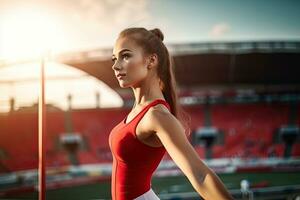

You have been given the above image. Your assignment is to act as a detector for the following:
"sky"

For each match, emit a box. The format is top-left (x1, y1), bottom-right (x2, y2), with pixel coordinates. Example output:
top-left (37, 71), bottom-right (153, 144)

top-left (0, 0), bottom-right (300, 60)
top-left (0, 0), bottom-right (300, 111)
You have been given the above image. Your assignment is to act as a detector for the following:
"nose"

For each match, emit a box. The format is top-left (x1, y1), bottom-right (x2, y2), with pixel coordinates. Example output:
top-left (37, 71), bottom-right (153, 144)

top-left (112, 61), bottom-right (121, 71)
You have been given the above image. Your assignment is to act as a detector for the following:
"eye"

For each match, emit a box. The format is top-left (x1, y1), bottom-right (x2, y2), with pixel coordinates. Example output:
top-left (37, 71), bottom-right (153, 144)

top-left (122, 53), bottom-right (131, 60)
top-left (111, 53), bottom-right (131, 63)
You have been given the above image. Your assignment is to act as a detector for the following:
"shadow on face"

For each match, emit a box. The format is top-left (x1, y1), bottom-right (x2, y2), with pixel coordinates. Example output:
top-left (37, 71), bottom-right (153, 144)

top-left (112, 37), bottom-right (150, 88)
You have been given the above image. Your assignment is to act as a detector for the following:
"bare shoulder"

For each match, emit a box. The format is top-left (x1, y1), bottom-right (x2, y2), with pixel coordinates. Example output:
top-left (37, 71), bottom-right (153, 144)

top-left (148, 104), bottom-right (174, 122)
top-left (149, 104), bottom-right (171, 116)
top-left (146, 104), bottom-right (184, 134)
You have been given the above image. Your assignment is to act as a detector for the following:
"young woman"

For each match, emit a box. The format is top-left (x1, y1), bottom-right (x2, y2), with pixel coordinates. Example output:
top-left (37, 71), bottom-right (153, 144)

top-left (109, 27), bottom-right (234, 200)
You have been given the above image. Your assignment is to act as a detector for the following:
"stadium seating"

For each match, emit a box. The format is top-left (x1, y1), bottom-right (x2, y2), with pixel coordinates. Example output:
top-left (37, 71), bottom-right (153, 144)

top-left (0, 101), bottom-right (298, 172)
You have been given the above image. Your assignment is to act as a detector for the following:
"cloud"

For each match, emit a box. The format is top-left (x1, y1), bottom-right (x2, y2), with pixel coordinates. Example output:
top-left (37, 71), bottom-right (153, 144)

top-left (57, 0), bottom-right (151, 33)
top-left (60, 0), bottom-right (152, 48)
top-left (209, 22), bottom-right (230, 38)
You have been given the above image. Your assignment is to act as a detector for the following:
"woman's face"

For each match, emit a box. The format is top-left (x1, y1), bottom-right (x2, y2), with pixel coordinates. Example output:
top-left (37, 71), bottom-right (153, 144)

top-left (112, 37), bottom-right (148, 88)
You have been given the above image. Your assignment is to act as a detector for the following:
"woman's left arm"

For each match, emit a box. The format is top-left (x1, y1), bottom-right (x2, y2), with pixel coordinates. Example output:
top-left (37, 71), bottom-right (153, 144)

top-left (149, 109), bottom-right (234, 200)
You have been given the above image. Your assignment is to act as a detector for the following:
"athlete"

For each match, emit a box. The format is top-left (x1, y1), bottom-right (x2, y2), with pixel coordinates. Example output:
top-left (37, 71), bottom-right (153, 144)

top-left (109, 27), bottom-right (234, 200)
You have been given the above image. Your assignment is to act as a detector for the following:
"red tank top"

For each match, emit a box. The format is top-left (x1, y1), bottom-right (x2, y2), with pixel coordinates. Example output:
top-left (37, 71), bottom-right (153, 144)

top-left (108, 99), bottom-right (170, 200)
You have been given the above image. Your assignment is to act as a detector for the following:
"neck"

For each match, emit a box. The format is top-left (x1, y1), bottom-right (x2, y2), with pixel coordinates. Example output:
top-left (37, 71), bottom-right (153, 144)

top-left (131, 76), bottom-right (164, 108)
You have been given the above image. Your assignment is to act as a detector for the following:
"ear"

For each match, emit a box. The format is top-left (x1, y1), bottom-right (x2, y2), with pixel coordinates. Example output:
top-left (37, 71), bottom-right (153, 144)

top-left (147, 53), bottom-right (158, 69)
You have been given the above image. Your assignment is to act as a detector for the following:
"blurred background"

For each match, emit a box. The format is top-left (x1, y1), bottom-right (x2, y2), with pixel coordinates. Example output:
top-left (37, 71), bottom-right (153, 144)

top-left (1, 0), bottom-right (300, 199)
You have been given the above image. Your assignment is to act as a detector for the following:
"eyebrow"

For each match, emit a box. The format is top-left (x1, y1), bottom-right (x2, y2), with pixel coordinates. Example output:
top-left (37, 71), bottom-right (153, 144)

top-left (112, 49), bottom-right (132, 57)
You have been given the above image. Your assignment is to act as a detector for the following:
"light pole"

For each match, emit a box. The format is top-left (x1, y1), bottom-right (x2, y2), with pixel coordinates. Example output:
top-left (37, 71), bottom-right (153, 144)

top-left (38, 50), bottom-right (50, 200)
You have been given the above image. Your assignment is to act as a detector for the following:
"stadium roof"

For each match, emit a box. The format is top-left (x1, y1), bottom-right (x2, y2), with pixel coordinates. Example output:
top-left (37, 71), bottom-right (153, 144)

top-left (1, 41), bottom-right (300, 95)
top-left (59, 41), bottom-right (300, 93)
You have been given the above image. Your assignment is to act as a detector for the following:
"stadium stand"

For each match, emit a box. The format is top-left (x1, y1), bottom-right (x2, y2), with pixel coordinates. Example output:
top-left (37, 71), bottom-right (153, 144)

top-left (1, 99), bottom-right (298, 172)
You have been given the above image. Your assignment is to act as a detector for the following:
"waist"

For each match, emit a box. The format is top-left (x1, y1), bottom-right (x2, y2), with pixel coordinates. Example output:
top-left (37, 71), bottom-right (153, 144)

top-left (112, 161), bottom-right (155, 199)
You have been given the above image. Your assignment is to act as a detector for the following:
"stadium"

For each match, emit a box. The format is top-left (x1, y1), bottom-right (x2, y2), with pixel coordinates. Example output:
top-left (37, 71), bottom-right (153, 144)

top-left (1, 40), bottom-right (300, 199)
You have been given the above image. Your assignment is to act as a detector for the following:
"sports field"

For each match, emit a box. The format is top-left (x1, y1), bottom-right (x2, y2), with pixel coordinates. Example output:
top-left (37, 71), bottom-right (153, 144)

top-left (6, 171), bottom-right (300, 199)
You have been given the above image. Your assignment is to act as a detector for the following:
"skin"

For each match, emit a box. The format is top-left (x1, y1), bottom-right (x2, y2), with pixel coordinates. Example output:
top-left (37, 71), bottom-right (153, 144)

top-left (112, 36), bottom-right (234, 200)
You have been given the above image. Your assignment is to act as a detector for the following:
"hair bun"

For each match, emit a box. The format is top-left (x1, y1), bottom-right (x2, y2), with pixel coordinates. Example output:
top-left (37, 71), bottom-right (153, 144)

top-left (149, 28), bottom-right (164, 41)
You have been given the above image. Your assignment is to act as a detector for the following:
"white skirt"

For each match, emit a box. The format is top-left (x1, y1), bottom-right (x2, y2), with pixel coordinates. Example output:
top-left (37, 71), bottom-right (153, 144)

top-left (134, 188), bottom-right (160, 200)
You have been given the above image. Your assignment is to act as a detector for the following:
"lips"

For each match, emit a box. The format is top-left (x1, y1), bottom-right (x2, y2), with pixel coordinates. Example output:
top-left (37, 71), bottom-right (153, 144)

top-left (116, 73), bottom-right (126, 78)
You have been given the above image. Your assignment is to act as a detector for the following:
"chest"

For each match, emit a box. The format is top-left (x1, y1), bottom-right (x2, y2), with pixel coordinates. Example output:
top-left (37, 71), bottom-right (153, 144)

top-left (109, 119), bottom-right (164, 163)
top-left (127, 108), bottom-right (163, 146)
